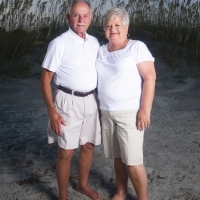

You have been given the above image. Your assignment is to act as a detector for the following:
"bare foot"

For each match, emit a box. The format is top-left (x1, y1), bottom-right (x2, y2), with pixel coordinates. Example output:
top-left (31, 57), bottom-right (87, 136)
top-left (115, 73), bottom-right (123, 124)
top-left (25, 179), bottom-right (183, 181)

top-left (76, 185), bottom-right (101, 200)
top-left (109, 193), bottom-right (126, 200)
top-left (58, 192), bottom-right (68, 200)
top-left (58, 197), bottom-right (68, 200)
top-left (58, 194), bottom-right (69, 200)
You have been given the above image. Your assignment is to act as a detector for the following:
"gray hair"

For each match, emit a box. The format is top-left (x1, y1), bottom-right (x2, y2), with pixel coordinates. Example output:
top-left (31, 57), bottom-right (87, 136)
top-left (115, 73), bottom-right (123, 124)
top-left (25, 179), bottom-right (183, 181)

top-left (103, 8), bottom-right (129, 29)
top-left (67, 0), bottom-right (91, 14)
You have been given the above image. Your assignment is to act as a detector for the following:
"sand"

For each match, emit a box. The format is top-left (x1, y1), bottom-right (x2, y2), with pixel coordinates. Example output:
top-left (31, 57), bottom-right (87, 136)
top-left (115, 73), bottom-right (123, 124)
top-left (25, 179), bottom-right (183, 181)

top-left (0, 52), bottom-right (200, 200)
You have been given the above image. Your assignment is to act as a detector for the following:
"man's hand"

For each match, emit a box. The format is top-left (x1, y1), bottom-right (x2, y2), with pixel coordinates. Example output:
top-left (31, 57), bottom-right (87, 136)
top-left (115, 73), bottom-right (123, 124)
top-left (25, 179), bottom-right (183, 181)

top-left (136, 108), bottom-right (150, 131)
top-left (40, 68), bottom-right (67, 135)
top-left (49, 111), bottom-right (67, 135)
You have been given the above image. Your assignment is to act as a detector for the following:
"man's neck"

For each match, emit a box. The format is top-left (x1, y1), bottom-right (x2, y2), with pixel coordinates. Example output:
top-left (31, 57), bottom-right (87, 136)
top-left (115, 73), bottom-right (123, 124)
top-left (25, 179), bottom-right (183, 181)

top-left (70, 27), bottom-right (86, 39)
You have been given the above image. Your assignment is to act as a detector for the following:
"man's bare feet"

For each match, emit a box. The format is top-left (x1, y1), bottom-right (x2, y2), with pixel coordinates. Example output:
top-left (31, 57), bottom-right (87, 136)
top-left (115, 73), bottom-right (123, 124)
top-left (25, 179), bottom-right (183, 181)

top-left (109, 193), bottom-right (127, 200)
top-left (76, 185), bottom-right (101, 200)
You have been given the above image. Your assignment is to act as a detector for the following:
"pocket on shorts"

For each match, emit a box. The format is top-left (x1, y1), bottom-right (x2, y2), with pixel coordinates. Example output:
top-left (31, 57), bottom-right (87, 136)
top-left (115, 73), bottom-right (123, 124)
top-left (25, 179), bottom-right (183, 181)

top-left (121, 110), bottom-right (137, 129)
top-left (101, 111), bottom-right (109, 129)
top-left (54, 91), bottom-right (72, 126)
top-left (85, 94), bottom-right (98, 116)
top-left (102, 121), bottom-right (109, 129)
top-left (55, 92), bottom-right (72, 110)
top-left (101, 121), bottom-right (110, 145)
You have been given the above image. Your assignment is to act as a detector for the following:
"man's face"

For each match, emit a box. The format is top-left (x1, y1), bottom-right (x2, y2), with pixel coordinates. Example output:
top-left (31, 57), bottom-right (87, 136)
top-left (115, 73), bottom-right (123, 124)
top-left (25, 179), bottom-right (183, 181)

top-left (67, 1), bottom-right (92, 39)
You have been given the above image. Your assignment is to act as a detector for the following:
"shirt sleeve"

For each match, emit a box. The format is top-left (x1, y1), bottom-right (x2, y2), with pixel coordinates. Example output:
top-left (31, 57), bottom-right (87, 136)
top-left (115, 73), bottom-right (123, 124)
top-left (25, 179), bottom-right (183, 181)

top-left (42, 38), bottom-right (65, 72)
top-left (133, 41), bottom-right (155, 64)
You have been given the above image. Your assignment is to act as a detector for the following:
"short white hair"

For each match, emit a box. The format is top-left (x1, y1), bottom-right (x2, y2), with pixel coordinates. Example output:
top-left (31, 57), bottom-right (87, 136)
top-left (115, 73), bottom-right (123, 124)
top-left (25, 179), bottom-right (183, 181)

top-left (103, 8), bottom-right (129, 29)
top-left (67, 0), bottom-right (91, 14)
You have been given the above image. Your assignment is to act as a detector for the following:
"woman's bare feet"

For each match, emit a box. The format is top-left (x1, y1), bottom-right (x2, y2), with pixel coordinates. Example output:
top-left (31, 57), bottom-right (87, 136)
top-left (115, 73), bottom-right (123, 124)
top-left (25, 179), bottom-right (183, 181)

top-left (58, 191), bottom-right (68, 200)
top-left (77, 185), bottom-right (101, 200)
top-left (109, 193), bottom-right (127, 200)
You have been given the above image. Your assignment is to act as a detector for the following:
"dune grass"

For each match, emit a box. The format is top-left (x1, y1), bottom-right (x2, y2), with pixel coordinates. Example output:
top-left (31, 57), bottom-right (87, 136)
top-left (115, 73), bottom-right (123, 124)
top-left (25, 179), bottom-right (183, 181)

top-left (0, 0), bottom-right (199, 83)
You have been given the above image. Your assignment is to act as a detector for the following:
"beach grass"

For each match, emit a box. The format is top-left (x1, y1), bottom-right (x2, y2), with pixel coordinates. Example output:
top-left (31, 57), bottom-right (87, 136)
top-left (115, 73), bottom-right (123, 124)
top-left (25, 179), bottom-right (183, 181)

top-left (0, 0), bottom-right (199, 82)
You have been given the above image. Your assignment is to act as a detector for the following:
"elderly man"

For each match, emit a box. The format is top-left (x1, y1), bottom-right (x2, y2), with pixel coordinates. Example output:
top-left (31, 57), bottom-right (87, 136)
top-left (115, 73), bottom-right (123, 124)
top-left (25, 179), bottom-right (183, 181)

top-left (40, 1), bottom-right (101, 200)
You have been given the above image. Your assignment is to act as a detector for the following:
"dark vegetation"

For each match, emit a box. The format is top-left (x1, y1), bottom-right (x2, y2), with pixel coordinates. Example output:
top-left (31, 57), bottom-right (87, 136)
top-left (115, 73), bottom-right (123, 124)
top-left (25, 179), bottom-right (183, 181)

top-left (0, 0), bottom-right (199, 84)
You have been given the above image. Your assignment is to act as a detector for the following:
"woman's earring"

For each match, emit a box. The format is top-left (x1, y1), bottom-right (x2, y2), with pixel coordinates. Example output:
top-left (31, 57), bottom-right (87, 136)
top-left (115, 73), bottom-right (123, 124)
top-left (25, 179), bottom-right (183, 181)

top-left (127, 33), bottom-right (130, 37)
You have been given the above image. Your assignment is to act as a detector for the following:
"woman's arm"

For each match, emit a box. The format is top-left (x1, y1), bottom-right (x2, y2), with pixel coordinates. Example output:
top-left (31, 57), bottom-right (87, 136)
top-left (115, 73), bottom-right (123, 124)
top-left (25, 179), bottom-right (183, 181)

top-left (136, 61), bottom-right (156, 131)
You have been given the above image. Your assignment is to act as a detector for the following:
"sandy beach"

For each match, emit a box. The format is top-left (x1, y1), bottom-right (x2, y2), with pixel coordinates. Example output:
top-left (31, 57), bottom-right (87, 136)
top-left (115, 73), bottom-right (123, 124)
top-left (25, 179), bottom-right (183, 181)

top-left (0, 48), bottom-right (200, 200)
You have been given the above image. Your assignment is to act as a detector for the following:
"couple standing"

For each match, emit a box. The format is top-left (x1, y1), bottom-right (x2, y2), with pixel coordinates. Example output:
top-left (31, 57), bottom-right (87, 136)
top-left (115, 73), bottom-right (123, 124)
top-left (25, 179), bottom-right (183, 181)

top-left (40, 0), bottom-right (156, 200)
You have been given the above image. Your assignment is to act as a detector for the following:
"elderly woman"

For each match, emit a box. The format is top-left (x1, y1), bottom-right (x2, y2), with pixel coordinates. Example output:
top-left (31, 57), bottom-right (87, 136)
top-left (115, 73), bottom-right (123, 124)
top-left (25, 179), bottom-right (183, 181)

top-left (96, 8), bottom-right (156, 200)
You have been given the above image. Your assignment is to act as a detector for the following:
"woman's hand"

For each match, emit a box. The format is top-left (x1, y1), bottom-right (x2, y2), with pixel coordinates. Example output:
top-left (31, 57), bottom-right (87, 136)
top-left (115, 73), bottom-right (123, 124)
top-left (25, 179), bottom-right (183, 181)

top-left (136, 108), bottom-right (150, 131)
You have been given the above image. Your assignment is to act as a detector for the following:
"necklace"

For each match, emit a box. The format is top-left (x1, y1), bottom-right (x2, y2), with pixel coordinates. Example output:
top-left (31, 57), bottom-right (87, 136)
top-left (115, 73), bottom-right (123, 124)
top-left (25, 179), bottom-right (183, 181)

top-left (108, 39), bottom-right (129, 52)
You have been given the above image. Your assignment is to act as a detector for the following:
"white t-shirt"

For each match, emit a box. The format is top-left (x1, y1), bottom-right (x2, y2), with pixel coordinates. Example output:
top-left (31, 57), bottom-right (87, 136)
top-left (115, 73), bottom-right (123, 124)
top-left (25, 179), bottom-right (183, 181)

top-left (42, 27), bottom-right (100, 92)
top-left (96, 40), bottom-right (154, 111)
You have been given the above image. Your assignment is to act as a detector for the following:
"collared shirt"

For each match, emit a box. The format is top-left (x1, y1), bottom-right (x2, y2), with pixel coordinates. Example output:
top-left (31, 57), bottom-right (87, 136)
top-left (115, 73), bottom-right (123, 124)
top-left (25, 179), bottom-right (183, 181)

top-left (42, 27), bottom-right (100, 92)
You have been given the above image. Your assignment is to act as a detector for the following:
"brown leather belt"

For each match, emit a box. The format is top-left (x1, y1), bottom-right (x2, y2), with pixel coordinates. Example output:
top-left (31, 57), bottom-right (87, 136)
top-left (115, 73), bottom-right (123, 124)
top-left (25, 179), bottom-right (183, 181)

top-left (57, 85), bottom-right (94, 97)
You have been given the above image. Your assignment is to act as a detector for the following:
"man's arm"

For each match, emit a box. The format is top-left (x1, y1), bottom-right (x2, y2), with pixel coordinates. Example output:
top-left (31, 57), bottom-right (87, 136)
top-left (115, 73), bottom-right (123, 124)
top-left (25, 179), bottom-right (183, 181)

top-left (137, 61), bottom-right (156, 131)
top-left (40, 68), bottom-right (66, 135)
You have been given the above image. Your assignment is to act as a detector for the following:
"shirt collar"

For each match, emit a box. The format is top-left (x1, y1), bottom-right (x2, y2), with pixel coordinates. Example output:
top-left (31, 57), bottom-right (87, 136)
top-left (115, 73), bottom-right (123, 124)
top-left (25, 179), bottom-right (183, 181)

top-left (68, 27), bottom-right (89, 42)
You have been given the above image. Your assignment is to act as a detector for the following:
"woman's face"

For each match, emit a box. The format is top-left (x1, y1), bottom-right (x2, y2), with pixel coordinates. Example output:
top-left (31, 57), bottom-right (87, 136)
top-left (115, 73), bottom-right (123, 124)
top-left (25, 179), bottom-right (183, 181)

top-left (104, 16), bottom-right (128, 42)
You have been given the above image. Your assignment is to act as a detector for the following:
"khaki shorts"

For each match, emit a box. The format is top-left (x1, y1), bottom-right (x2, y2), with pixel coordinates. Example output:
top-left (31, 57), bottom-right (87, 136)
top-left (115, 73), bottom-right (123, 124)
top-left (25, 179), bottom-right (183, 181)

top-left (101, 110), bottom-right (144, 166)
top-left (47, 90), bottom-right (101, 149)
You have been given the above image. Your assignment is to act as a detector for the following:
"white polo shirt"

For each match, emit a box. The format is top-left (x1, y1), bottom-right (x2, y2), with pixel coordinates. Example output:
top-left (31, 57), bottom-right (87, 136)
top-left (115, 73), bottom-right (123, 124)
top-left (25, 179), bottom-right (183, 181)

top-left (42, 27), bottom-right (100, 92)
top-left (96, 40), bottom-right (155, 111)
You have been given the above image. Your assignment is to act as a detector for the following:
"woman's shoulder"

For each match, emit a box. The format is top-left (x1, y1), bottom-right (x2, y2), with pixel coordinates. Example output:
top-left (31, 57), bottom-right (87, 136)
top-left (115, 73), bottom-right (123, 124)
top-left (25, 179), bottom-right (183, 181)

top-left (128, 39), bottom-right (149, 52)
top-left (129, 39), bottom-right (146, 47)
top-left (99, 43), bottom-right (107, 48)
top-left (98, 43), bottom-right (108, 52)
